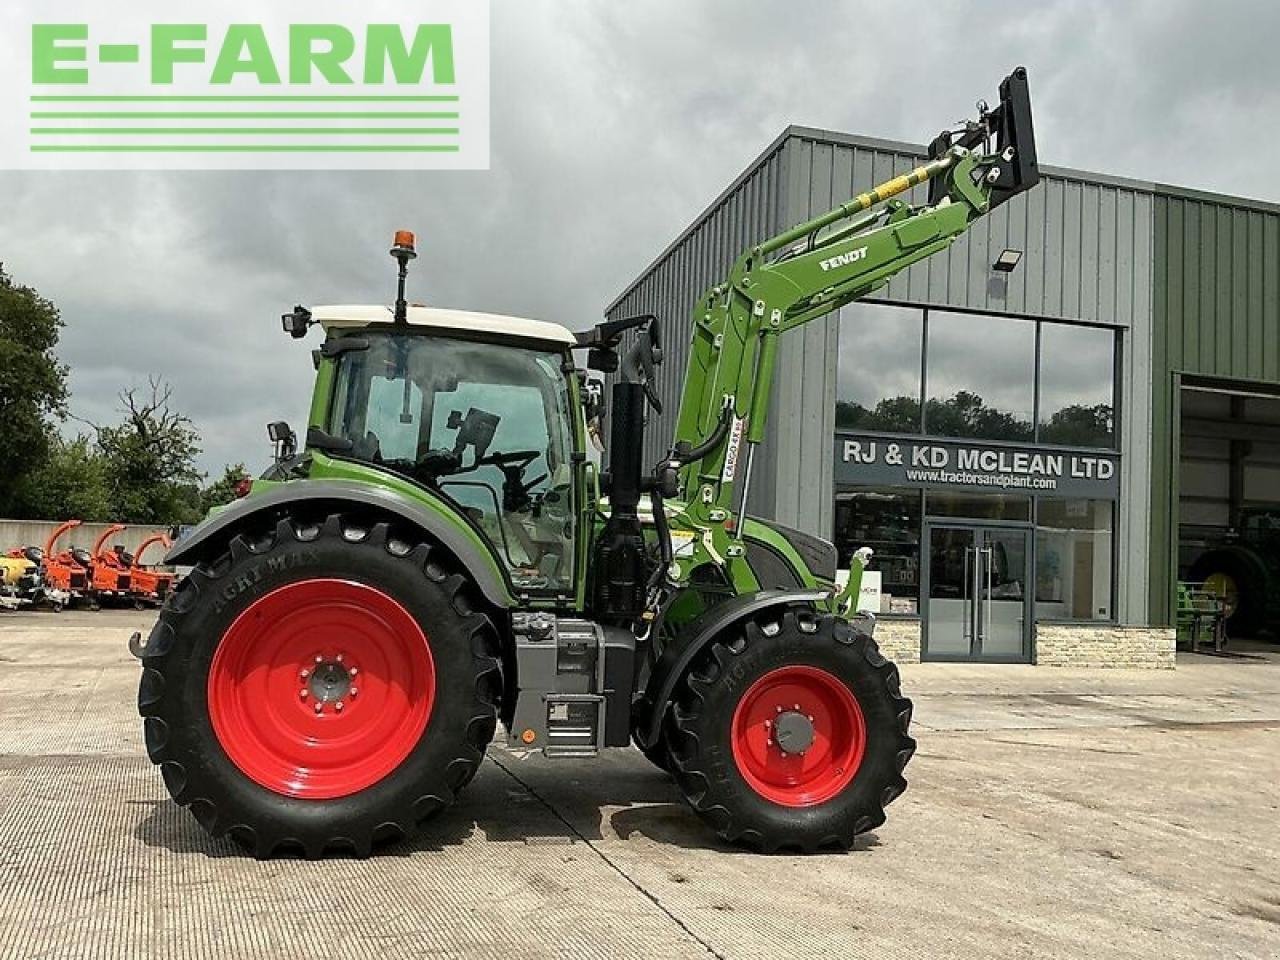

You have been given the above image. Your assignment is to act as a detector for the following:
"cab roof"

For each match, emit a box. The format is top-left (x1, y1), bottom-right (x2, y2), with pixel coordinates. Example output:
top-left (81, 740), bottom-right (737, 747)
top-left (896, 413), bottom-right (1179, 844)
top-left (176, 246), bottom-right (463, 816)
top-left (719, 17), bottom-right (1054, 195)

top-left (312, 305), bottom-right (577, 347)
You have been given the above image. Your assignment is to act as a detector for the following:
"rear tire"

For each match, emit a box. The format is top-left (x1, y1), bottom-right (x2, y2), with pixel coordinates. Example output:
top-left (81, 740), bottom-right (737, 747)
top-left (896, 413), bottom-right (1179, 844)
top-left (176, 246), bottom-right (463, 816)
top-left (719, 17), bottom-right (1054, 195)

top-left (665, 607), bottom-right (914, 852)
top-left (633, 735), bottom-right (673, 774)
top-left (136, 512), bottom-right (502, 858)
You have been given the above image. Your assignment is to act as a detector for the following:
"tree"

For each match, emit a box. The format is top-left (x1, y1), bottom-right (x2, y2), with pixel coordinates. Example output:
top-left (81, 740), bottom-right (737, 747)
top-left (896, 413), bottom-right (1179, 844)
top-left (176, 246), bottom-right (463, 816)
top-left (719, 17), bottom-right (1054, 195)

top-left (90, 378), bottom-right (204, 525)
top-left (200, 463), bottom-right (250, 513)
top-left (10, 434), bottom-right (111, 521)
top-left (923, 390), bottom-right (1033, 441)
top-left (1040, 403), bottom-right (1114, 447)
top-left (837, 395), bottom-right (922, 433)
top-left (0, 264), bottom-right (68, 515)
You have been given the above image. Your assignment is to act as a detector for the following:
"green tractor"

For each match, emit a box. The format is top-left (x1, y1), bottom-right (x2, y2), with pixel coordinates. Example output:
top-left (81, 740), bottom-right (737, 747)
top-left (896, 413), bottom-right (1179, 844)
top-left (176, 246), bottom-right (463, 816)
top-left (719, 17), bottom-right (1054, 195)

top-left (131, 69), bottom-right (1039, 857)
top-left (1188, 506), bottom-right (1280, 637)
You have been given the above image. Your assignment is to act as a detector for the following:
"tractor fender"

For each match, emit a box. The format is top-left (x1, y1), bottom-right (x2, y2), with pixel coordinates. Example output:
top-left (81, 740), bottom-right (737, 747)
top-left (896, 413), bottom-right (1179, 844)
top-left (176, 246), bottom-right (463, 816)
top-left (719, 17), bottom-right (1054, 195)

top-left (636, 588), bottom-right (828, 749)
top-left (166, 479), bottom-right (513, 609)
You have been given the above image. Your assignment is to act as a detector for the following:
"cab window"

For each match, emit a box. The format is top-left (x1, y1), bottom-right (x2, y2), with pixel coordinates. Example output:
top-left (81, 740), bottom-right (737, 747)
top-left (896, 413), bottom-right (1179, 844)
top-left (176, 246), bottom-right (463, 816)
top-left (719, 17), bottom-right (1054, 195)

top-left (327, 332), bottom-right (576, 592)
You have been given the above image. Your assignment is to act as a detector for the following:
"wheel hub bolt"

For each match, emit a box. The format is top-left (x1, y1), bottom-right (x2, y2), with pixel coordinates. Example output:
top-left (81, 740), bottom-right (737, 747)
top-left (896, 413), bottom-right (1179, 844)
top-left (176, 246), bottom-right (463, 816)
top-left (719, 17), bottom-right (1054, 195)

top-left (336, 654), bottom-right (344, 663)
top-left (349, 667), bottom-right (358, 677)
top-left (314, 655), bottom-right (323, 664)
top-left (350, 687), bottom-right (359, 697)
top-left (299, 688), bottom-right (308, 699)
top-left (299, 669), bottom-right (309, 680)
top-left (335, 701), bottom-right (345, 712)
top-left (313, 702), bottom-right (323, 714)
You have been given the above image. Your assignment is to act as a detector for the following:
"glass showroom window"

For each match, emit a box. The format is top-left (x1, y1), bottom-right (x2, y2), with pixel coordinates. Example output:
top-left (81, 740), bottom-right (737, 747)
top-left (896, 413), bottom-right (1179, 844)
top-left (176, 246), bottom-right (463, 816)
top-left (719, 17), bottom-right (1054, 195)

top-left (1034, 499), bottom-right (1114, 621)
top-left (926, 491), bottom-right (1031, 522)
top-left (1038, 323), bottom-right (1116, 448)
top-left (835, 303), bottom-right (923, 432)
top-left (925, 310), bottom-right (1035, 441)
top-left (834, 487), bottom-right (922, 614)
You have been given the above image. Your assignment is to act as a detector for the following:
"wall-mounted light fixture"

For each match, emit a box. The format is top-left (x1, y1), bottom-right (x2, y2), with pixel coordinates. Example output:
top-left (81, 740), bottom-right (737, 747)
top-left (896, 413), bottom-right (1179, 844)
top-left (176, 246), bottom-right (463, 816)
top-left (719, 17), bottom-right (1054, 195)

top-left (992, 248), bottom-right (1023, 273)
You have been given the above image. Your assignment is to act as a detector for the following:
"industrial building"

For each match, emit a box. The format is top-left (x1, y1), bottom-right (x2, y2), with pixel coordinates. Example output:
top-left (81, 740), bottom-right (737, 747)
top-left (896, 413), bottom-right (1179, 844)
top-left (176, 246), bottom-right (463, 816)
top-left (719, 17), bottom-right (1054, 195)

top-left (608, 127), bottom-right (1280, 666)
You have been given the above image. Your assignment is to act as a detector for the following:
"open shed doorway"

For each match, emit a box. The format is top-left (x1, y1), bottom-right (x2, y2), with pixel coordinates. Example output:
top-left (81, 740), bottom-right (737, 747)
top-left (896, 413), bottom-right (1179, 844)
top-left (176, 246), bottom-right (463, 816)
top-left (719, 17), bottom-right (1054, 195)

top-left (1179, 379), bottom-right (1280, 640)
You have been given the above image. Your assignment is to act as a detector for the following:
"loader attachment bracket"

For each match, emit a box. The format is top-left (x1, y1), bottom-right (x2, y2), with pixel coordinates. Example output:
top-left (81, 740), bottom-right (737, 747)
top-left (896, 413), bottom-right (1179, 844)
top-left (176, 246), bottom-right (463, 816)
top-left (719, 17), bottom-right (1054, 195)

top-left (928, 65), bottom-right (1038, 208)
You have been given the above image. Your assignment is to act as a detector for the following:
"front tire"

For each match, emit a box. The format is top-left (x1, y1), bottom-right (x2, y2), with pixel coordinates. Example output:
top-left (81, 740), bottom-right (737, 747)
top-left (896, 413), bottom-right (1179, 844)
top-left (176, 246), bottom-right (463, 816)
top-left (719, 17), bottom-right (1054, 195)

top-left (665, 607), bottom-right (914, 852)
top-left (136, 513), bottom-right (502, 858)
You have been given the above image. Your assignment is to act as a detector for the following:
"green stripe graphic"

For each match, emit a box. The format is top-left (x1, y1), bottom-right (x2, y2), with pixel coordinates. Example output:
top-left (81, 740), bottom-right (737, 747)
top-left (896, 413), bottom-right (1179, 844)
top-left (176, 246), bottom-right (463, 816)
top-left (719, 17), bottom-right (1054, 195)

top-left (27, 94), bottom-right (468, 157)
top-left (31, 111), bottom-right (460, 119)
top-left (31, 144), bottom-right (462, 153)
top-left (32, 128), bottom-right (460, 136)
top-left (30, 95), bottom-right (459, 102)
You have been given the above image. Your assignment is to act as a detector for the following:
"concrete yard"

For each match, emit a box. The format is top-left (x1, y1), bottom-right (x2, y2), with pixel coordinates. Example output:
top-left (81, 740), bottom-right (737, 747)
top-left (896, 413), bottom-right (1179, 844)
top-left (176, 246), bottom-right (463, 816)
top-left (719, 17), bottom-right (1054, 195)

top-left (0, 610), bottom-right (1277, 960)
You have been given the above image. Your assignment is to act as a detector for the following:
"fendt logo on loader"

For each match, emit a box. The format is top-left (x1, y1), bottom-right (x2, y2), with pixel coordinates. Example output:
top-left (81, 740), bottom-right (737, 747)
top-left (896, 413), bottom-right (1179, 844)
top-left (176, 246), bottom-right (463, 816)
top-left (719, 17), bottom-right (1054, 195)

top-left (1, 0), bottom-right (490, 171)
top-left (818, 246), bottom-right (868, 272)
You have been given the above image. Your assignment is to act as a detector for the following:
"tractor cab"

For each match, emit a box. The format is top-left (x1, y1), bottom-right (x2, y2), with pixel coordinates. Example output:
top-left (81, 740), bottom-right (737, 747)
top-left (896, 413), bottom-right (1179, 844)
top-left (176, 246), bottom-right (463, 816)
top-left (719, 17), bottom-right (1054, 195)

top-left (301, 305), bottom-right (584, 594)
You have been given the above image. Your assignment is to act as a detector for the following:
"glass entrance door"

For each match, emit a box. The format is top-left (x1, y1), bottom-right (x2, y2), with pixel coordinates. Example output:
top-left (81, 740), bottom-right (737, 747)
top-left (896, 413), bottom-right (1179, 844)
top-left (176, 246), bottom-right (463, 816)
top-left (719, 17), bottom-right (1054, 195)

top-left (924, 524), bottom-right (1030, 661)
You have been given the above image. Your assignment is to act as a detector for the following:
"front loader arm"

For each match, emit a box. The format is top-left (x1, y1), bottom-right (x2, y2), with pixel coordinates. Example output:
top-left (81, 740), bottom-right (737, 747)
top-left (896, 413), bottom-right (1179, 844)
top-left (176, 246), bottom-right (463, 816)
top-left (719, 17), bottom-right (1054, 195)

top-left (659, 67), bottom-right (1038, 595)
top-left (671, 69), bottom-right (1038, 523)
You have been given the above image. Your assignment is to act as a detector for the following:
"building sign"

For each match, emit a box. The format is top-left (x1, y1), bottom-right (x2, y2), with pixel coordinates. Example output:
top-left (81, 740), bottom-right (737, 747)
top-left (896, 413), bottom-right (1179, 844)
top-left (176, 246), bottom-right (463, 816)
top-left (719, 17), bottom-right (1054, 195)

top-left (835, 432), bottom-right (1119, 499)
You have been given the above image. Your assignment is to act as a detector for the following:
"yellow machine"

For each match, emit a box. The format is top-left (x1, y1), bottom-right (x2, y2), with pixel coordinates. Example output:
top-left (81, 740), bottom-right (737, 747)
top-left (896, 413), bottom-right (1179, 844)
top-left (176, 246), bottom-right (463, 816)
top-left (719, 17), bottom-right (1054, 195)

top-left (0, 555), bottom-right (34, 587)
top-left (1, 554), bottom-right (37, 610)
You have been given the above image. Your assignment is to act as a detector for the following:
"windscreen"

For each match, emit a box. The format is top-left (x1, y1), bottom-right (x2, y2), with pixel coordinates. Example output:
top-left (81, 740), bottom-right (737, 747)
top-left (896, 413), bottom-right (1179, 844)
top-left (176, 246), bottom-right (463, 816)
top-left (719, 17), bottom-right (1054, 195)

top-left (328, 332), bottom-right (575, 592)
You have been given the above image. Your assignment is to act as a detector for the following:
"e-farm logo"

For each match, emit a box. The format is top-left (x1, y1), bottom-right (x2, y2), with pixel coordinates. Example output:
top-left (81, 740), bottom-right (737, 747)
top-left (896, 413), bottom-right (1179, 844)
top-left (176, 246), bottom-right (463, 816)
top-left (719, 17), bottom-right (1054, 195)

top-left (0, 1), bottom-right (489, 170)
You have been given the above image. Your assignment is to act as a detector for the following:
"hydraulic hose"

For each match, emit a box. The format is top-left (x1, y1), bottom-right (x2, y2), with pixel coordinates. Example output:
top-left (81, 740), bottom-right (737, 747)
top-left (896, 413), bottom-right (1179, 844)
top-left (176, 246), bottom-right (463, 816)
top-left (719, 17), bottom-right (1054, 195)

top-left (671, 403), bottom-right (733, 467)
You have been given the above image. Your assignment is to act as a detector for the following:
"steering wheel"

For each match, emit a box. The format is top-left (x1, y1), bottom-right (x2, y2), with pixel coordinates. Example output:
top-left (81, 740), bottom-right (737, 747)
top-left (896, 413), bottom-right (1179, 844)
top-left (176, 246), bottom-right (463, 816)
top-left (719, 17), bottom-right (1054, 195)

top-left (475, 450), bottom-right (545, 513)
top-left (476, 449), bottom-right (540, 470)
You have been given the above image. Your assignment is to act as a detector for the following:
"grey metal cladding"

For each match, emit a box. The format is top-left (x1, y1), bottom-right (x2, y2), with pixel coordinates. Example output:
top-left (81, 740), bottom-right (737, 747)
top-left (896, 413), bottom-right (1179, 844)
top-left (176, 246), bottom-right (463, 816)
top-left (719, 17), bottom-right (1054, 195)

top-left (780, 128), bottom-right (1154, 326)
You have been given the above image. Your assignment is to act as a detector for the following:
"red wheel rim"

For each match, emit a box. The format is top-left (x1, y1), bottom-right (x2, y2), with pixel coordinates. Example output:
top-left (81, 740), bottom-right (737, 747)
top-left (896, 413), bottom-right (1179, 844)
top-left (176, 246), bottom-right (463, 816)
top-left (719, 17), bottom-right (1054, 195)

top-left (208, 579), bottom-right (435, 800)
top-left (730, 665), bottom-right (866, 807)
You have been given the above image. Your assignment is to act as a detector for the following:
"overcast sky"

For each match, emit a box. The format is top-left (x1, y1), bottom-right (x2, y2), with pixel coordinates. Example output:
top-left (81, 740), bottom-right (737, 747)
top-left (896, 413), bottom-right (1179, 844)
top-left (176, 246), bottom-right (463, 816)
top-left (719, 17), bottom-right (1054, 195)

top-left (3, 0), bottom-right (1278, 477)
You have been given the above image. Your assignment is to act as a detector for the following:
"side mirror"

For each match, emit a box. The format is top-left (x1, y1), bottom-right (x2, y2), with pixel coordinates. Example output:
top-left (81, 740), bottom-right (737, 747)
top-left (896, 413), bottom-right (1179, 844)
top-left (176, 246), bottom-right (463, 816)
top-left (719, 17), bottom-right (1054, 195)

top-left (581, 374), bottom-right (606, 449)
top-left (267, 421), bottom-right (297, 461)
top-left (581, 375), bottom-right (604, 419)
top-left (621, 317), bottom-right (664, 413)
top-left (574, 313), bottom-right (657, 374)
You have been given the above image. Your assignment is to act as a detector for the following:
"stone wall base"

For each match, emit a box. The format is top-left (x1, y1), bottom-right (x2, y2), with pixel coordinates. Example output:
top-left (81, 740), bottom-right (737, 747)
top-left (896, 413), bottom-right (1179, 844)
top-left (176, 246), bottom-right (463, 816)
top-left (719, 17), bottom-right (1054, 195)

top-left (873, 618), bottom-right (921, 664)
top-left (868, 619), bottom-right (1175, 668)
top-left (1034, 623), bottom-right (1176, 669)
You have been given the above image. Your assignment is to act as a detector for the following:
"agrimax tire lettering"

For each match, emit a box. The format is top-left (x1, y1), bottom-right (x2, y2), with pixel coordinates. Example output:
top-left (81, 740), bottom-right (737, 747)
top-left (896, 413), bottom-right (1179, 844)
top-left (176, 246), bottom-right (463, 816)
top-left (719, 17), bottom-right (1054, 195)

top-left (211, 549), bottom-right (318, 614)
top-left (723, 629), bottom-right (804, 695)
